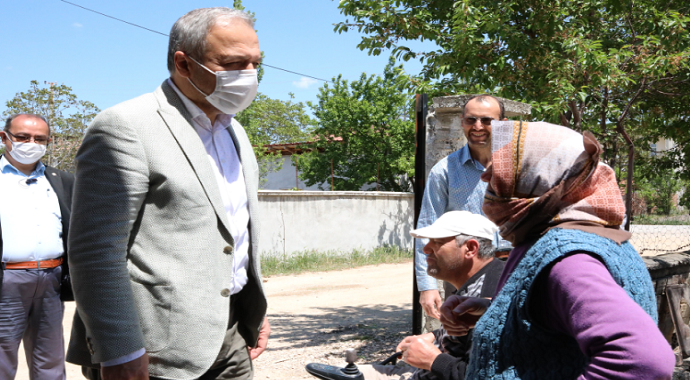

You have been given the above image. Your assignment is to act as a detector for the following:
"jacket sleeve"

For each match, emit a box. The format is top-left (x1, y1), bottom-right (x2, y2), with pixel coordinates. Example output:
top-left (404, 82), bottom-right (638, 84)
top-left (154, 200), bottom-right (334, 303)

top-left (430, 353), bottom-right (467, 380)
top-left (68, 110), bottom-right (149, 363)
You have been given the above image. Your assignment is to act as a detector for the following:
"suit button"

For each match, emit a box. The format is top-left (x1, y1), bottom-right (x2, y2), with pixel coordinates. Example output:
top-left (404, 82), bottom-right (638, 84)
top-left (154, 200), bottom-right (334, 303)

top-left (223, 246), bottom-right (233, 254)
top-left (221, 288), bottom-right (231, 297)
top-left (86, 338), bottom-right (95, 355)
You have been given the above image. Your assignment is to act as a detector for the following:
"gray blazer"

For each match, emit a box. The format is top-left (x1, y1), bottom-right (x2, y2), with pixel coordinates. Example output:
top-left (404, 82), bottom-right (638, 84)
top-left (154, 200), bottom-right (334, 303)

top-left (66, 81), bottom-right (267, 379)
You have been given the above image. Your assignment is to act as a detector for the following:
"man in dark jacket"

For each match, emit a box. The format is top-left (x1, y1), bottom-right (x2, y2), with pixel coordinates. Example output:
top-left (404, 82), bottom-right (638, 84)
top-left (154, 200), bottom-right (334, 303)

top-left (0, 114), bottom-right (74, 380)
top-left (359, 211), bottom-right (505, 380)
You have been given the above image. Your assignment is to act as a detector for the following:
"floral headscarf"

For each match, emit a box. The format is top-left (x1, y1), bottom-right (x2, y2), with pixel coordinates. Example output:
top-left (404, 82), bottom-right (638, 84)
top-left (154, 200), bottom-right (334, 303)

top-left (483, 120), bottom-right (629, 245)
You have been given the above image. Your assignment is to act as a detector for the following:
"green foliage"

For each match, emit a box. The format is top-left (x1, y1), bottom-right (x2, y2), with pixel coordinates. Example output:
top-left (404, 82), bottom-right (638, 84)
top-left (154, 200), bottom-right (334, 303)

top-left (636, 167), bottom-right (684, 215)
top-left (633, 214), bottom-right (690, 225)
top-left (233, 0), bottom-right (264, 83)
top-left (235, 93), bottom-right (315, 185)
top-left (294, 58), bottom-right (415, 192)
top-left (336, 0), bottom-right (690, 180)
top-left (232, 0), bottom-right (315, 185)
top-left (2, 80), bottom-right (100, 172)
top-left (635, 149), bottom-right (689, 215)
top-left (261, 245), bottom-right (412, 276)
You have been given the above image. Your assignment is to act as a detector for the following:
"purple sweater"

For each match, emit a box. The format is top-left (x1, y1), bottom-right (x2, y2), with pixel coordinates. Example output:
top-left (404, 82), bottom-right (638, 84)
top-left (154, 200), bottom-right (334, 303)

top-left (497, 244), bottom-right (675, 380)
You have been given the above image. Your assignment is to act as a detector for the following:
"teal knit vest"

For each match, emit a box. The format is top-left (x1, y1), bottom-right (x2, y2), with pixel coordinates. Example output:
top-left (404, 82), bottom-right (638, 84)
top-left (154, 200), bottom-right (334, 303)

top-left (466, 228), bottom-right (657, 380)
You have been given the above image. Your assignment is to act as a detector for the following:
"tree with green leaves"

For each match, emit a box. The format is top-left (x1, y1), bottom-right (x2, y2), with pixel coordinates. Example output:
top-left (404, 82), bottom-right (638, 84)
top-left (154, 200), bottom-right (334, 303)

top-left (235, 93), bottom-right (315, 185)
top-left (294, 58), bottom-right (415, 192)
top-left (231, 0), bottom-right (317, 186)
top-left (2, 80), bottom-right (100, 172)
top-left (232, 0), bottom-right (265, 83)
top-left (336, 0), bottom-right (690, 222)
top-left (634, 138), bottom-right (690, 214)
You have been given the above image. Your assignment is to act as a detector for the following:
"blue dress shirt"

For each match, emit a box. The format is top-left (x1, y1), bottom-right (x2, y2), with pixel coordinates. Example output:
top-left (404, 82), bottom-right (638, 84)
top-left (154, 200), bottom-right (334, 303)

top-left (0, 156), bottom-right (63, 263)
top-left (414, 145), bottom-right (510, 291)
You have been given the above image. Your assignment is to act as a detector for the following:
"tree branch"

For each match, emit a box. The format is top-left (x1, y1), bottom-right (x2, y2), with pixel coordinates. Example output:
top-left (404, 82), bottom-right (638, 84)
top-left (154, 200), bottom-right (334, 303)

top-left (618, 77), bottom-right (647, 126)
top-left (569, 100), bottom-right (582, 131)
top-left (616, 76), bottom-right (646, 231)
top-left (559, 112), bottom-right (570, 127)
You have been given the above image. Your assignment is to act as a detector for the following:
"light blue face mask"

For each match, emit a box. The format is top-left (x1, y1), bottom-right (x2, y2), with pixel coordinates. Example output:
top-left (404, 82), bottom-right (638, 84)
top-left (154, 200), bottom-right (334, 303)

top-left (186, 55), bottom-right (258, 115)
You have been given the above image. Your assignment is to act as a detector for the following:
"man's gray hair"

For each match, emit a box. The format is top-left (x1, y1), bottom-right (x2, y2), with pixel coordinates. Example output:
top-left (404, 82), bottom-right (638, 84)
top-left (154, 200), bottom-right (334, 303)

top-left (4, 114), bottom-right (51, 135)
top-left (455, 233), bottom-right (495, 260)
top-left (167, 7), bottom-right (255, 73)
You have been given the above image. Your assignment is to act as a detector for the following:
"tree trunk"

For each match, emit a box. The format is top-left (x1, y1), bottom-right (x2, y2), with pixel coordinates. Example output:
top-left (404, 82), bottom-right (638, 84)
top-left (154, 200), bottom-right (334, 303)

top-left (617, 78), bottom-right (647, 230)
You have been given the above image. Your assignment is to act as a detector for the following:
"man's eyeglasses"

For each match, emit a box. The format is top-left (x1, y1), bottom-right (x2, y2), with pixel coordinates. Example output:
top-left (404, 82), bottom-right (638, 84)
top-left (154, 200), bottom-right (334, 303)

top-left (463, 117), bottom-right (494, 126)
top-left (4, 131), bottom-right (49, 145)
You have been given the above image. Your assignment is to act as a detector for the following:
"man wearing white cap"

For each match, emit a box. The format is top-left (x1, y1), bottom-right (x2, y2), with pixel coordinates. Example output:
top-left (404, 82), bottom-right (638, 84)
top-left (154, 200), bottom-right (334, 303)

top-left (358, 211), bottom-right (506, 380)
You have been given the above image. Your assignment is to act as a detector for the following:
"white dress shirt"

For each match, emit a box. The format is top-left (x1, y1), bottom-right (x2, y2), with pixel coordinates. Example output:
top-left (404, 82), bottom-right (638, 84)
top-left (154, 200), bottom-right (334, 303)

top-left (0, 155), bottom-right (63, 263)
top-left (168, 78), bottom-right (250, 295)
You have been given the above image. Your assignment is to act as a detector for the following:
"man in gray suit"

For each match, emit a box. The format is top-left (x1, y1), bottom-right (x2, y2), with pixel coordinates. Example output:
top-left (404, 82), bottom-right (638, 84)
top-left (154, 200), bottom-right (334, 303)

top-left (67, 7), bottom-right (269, 380)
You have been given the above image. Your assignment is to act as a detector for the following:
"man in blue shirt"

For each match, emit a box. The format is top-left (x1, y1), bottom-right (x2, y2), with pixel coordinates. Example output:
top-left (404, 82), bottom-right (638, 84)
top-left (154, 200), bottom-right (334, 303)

top-left (0, 114), bottom-right (74, 379)
top-left (415, 95), bottom-right (508, 320)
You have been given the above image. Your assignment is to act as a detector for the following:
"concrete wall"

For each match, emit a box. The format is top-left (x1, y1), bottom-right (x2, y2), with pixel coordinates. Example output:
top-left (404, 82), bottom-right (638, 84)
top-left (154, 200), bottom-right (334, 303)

top-left (258, 190), bottom-right (414, 257)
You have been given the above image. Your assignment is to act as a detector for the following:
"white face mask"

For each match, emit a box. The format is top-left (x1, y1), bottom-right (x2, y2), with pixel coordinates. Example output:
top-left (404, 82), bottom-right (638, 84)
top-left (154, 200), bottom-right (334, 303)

top-left (8, 140), bottom-right (47, 165)
top-left (186, 56), bottom-right (258, 115)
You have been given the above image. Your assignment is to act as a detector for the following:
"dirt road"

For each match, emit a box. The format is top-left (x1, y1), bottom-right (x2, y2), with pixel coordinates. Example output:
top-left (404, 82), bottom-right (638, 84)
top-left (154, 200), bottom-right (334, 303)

top-left (16, 262), bottom-right (414, 379)
top-left (254, 262), bottom-right (413, 379)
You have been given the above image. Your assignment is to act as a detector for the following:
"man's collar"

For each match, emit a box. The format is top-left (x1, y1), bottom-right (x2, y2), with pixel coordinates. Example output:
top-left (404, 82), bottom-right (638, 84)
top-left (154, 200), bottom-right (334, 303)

top-left (458, 144), bottom-right (486, 170)
top-left (166, 78), bottom-right (234, 129)
top-left (167, 78), bottom-right (207, 120)
top-left (0, 155), bottom-right (45, 176)
top-left (458, 144), bottom-right (473, 164)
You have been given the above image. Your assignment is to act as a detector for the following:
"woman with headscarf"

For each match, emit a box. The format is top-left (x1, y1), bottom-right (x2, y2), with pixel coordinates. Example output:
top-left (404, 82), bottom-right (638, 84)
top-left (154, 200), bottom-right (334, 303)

top-left (440, 121), bottom-right (674, 379)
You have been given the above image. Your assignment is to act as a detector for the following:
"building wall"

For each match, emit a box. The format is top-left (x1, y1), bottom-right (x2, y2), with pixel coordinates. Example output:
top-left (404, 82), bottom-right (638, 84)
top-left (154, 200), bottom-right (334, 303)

top-left (261, 156), bottom-right (323, 190)
top-left (257, 190), bottom-right (414, 257)
top-left (261, 155), bottom-right (380, 191)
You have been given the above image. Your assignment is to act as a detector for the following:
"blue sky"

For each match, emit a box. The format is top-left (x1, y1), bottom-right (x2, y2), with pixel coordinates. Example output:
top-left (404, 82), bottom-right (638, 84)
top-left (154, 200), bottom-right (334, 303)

top-left (1, 0), bottom-right (427, 116)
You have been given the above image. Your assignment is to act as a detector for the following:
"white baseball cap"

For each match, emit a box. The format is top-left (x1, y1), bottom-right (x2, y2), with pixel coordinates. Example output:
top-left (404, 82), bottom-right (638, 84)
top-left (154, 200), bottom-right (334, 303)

top-left (410, 211), bottom-right (498, 241)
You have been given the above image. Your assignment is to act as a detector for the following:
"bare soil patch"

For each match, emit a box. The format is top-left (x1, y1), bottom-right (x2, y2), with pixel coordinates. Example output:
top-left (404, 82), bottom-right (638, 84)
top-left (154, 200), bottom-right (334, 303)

top-left (254, 262), bottom-right (413, 379)
top-left (16, 262), bottom-right (413, 379)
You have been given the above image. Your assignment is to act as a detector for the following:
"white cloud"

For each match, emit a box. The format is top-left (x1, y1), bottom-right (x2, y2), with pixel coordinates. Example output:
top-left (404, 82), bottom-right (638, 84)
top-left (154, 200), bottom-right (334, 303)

top-left (72, 22), bottom-right (83, 28)
top-left (292, 77), bottom-right (318, 89)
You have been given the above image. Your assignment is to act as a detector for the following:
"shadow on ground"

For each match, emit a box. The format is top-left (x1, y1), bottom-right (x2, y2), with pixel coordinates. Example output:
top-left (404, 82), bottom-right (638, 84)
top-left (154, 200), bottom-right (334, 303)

top-left (267, 303), bottom-right (412, 362)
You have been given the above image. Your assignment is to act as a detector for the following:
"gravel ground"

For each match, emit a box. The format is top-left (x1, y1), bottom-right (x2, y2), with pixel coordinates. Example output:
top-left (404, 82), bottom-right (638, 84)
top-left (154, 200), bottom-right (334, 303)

top-left (16, 262), bottom-right (414, 380)
top-left (253, 262), bottom-right (413, 379)
top-left (254, 314), bottom-right (410, 379)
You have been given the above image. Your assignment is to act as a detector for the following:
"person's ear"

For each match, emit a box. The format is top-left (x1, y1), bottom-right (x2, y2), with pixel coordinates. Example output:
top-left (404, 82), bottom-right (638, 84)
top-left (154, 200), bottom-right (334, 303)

top-left (174, 51), bottom-right (193, 78)
top-left (465, 239), bottom-right (480, 258)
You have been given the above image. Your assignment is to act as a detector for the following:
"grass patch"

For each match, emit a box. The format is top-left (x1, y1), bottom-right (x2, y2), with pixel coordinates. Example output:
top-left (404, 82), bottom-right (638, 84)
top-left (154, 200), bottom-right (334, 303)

top-left (261, 245), bottom-right (412, 277)
top-left (633, 214), bottom-right (690, 225)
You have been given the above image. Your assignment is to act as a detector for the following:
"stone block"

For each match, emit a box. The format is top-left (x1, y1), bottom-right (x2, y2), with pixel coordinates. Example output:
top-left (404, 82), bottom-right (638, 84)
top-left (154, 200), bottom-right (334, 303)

top-left (432, 95), bottom-right (532, 117)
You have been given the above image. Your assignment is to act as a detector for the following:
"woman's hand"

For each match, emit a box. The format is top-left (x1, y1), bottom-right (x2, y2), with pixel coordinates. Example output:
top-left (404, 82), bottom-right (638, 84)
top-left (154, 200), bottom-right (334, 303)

top-left (439, 296), bottom-right (491, 336)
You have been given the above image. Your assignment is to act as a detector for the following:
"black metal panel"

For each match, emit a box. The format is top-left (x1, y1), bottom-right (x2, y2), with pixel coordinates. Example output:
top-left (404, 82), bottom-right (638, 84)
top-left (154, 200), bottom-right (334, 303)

top-left (412, 94), bottom-right (428, 335)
